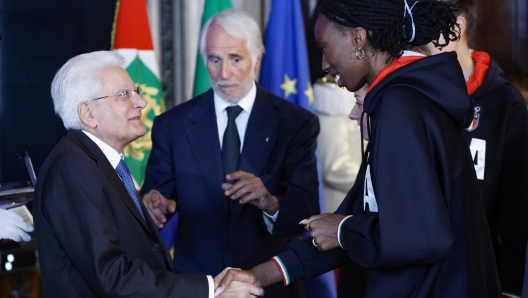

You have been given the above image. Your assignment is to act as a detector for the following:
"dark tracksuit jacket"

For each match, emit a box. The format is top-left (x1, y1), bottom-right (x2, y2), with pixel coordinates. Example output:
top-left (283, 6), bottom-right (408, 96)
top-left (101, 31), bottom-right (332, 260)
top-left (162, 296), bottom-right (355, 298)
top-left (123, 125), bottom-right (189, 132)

top-left (274, 52), bottom-right (501, 298)
top-left (466, 50), bottom-right (528, 296)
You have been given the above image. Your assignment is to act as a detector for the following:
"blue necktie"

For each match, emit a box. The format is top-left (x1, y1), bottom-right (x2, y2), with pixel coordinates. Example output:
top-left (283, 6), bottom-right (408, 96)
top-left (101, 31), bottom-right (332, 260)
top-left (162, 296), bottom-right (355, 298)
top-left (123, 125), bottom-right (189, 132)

top-left (115, 159), bottom-right (146, 221)
top-left (222, 105), bottom-right (243, 183)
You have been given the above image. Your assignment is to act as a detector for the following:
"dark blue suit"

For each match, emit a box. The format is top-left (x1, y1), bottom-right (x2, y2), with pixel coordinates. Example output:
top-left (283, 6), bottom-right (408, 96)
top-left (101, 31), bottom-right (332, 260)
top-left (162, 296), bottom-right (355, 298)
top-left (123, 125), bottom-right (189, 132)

top-left (34, 130), bottom-right (209, 297)
top-left (142, 85), bottom-right (320, 297)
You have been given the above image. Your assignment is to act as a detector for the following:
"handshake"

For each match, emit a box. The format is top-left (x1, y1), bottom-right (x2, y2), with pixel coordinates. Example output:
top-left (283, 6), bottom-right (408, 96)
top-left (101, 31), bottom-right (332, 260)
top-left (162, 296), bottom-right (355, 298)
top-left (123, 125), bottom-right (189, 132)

top-left (213, 267), bottom-right (263, 298)
top-left (208, 213), bottom-right (346, 297)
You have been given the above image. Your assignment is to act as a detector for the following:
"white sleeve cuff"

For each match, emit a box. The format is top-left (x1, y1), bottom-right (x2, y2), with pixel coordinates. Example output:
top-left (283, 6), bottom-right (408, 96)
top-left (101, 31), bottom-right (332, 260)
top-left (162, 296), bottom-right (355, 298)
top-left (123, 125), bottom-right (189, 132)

top-left (207, 275), bottom-right (214, 298)
top-left (337, 215), bottom-right (353, 248)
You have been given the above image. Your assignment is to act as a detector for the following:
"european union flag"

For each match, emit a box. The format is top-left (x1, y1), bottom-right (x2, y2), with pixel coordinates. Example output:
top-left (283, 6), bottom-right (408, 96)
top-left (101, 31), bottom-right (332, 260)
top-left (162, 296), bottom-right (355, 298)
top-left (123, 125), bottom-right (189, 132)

top-left (260, 1), bottom-right (337, 298)
top-left (260, 0), bottom-right (313, 112)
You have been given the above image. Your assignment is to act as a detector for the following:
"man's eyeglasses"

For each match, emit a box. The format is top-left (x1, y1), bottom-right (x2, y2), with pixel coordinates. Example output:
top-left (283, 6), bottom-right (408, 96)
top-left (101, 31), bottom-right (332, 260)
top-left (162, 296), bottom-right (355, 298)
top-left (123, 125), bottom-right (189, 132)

top-left (92, 86), bottom-right (143, 102)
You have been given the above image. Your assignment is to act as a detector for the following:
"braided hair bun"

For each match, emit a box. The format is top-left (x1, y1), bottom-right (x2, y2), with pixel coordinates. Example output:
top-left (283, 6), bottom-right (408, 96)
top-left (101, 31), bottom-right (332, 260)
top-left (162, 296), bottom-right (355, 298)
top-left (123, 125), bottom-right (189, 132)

top-left (319, 0), bottom-right (460, 59)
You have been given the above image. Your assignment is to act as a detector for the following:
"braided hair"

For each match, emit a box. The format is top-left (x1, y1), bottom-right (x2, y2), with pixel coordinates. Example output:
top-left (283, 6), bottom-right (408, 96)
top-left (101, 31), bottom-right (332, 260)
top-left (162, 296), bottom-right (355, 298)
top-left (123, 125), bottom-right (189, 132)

top-left (319, 0), bottom-right (460, 59)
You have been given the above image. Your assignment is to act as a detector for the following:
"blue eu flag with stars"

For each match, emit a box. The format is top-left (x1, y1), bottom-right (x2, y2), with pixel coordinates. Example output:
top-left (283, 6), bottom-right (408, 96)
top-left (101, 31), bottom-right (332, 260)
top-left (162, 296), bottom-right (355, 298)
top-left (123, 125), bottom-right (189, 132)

top-left (260, 0), bottom-right (313, 112)
top-left (260, 1), bottom-right (337, 297)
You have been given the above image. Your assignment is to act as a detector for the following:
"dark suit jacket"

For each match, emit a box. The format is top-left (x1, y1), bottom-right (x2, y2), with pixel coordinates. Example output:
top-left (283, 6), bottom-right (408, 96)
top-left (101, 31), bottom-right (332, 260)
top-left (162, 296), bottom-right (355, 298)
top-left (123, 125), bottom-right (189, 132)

top-left (142, 85), bottom-right (320, 297)
top-left (33, 130), bottom-right (209, 297)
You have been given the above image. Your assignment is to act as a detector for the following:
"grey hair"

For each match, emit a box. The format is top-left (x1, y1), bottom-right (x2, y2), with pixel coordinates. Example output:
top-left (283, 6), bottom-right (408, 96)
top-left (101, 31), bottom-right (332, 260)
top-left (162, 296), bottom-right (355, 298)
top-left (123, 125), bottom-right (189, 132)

top-left (51, 51), bottom-right (126, 130)
top-left (199, 9), bottom-right (265, 68)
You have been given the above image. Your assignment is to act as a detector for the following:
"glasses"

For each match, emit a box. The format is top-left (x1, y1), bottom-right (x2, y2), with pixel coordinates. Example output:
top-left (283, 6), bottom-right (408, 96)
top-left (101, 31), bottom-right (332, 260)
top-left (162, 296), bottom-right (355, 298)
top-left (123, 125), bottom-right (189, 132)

top-left (92, 86), bottom-right (143, 102)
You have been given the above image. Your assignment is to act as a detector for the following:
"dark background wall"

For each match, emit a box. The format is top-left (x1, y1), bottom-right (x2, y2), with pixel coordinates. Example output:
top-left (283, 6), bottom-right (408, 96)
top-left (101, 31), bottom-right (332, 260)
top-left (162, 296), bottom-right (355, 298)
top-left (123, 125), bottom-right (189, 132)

top-left (0, 0), bottom-right (116, 182)
top-left (474, 0), bottom-right (528, 99)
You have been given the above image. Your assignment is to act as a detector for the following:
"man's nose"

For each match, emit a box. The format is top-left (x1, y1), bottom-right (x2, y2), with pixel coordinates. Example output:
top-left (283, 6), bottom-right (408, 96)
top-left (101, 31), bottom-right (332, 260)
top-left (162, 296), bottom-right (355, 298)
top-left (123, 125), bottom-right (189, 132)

top-left (221, 61), bottom-right (231, 79)
top-left (132, 92), bottom-right (147, 109)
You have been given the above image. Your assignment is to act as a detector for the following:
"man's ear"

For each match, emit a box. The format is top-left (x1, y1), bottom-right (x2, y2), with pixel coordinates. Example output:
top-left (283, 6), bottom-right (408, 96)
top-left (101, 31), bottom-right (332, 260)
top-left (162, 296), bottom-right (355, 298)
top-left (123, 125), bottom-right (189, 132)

top-left (78, 101), bottom-right (97, 128)
top-left (456, 15), bottom-right (467, 38)
top-left (254, 54), bottom-right (263, 72)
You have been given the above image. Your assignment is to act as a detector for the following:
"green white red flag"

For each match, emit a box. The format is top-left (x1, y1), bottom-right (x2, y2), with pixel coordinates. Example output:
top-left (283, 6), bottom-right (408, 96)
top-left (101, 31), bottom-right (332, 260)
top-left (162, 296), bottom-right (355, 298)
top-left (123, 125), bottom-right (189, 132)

top-left (192, 0), bottom-right (232, 97)
top-left (112, 0), bottom-right (166, 188)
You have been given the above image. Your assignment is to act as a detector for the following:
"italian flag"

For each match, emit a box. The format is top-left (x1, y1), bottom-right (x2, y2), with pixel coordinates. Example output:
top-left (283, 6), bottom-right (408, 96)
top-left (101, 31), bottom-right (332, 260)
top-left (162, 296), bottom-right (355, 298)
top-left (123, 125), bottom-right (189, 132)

top-left (111, 0), bottom-right (165, 188)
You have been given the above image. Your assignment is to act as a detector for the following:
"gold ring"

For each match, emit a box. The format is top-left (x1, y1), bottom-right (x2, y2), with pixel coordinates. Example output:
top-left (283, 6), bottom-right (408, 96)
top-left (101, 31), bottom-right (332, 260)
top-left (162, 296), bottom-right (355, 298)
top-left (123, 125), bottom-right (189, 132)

top-left (304, 223), bottom-right (310, 232)
top-left (312, 239), bottom-right (318, 247)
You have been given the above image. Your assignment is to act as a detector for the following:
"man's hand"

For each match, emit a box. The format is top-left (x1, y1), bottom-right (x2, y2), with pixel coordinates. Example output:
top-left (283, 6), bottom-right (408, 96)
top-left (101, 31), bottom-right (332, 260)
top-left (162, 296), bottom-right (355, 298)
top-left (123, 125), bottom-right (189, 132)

top-left (300, 213), bottom-right (345, 251)
top-left (142, 190), bottom-right (176, 228)
top-left (213, 267), bottom-right (239, 289)
top-left (214, 268), bottom-right (260, 297)
top-left (216, 281), bottom-right (264, 298)
top-left (214, 268), bottom-right (264, 297)
top-left (221, 171), bottom-right (278, 215)
top-left (216, 260), bottom-right (282, 297)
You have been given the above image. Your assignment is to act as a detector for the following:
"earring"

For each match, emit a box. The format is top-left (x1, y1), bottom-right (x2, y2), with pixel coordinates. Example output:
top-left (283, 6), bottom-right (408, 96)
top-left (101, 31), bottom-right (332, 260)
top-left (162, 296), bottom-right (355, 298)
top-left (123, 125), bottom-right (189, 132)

top-left (355, 48), bottom-right (365, 60)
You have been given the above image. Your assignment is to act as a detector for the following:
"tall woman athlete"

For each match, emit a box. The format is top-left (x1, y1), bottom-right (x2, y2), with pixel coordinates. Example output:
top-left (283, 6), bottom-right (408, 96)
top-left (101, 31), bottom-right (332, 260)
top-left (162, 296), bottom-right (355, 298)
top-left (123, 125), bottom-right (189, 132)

top-left (217, 1), bottom-right (501, 297)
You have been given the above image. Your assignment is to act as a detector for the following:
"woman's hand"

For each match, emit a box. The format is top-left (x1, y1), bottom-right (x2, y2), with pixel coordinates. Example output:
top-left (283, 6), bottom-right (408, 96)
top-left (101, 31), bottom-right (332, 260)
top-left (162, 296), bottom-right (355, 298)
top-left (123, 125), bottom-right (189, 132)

top-left (300, 213), bottom-right (346, 251)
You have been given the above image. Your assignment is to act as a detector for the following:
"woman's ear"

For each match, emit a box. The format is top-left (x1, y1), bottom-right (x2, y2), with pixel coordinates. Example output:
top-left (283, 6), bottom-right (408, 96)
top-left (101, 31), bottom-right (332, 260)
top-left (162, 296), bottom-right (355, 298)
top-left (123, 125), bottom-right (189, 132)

top-left (78, 101), bottom-right (97, 128)
top-left (352, 28), bottom-right (367, 48)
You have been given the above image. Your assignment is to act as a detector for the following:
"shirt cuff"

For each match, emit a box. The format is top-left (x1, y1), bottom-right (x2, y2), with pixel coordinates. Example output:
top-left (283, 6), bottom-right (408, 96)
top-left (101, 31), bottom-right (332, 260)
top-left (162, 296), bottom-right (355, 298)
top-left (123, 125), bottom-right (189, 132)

top-left (262, 210), bottom-right (279, 234)
top-left (337, 215), bottom-right (353, 248)
top-left (271, 256), bottom-right (290, 286)
top-left (262, 197), bottom-right (279, 233)
top-left (207, 275), bottom-right (214, 298)
top-left (263, 209), bottom-right (279, 221)
top-left (263, 196), bottom-right (279, 221)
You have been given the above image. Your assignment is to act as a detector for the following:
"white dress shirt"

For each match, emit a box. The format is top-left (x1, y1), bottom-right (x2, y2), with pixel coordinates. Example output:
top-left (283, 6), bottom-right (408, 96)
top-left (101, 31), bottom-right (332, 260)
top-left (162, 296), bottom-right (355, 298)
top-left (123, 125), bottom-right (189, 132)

top-left (213, 83), bottom-right (279, 231)
top-left (82, 130), bottom-right (214, 297)
top-left (214, 82), bottom-right (256, 150)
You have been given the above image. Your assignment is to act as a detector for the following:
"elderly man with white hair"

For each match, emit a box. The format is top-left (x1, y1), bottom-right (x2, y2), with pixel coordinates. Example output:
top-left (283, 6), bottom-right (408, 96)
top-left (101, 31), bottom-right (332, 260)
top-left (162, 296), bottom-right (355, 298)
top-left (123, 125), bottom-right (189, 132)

top-left (33, 50), bottom-right (263, 298)
top-left (141, 9), bottom-right (320, 298)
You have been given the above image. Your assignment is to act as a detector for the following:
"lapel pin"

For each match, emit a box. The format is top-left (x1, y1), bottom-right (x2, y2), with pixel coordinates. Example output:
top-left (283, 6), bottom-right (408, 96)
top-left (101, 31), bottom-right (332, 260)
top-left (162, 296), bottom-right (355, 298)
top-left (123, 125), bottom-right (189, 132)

top-left (266, 137), bottom-right (269, 142)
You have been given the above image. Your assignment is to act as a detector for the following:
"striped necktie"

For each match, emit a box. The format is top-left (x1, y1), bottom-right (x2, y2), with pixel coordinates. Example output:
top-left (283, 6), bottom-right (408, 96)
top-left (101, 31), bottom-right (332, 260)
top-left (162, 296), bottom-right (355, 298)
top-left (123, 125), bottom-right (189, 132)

top-left (115, 159), bottom-right (146, 221)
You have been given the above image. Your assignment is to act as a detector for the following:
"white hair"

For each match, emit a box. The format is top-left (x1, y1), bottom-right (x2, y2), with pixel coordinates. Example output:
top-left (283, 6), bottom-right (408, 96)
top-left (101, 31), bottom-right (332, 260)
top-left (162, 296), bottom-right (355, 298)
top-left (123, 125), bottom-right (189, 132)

top-left (199, 9), bottom-right (265, 68)
top-left (50, 51), bottom-right (126, 130)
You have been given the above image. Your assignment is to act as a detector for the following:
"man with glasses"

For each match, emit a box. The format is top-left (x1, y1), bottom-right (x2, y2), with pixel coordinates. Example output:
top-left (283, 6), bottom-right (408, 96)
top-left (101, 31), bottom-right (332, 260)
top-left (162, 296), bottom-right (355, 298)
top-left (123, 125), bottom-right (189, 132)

top-left (33, 51), bottom-right (263, 297)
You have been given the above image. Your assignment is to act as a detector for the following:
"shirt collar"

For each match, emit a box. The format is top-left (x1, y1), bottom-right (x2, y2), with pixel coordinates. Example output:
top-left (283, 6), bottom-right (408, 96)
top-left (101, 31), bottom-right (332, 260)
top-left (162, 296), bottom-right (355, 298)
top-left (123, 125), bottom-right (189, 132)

top-left (214, 82), bottom-right (256, 117)
top-left (81, 130), bottom-right (123, 169)
top-left (401, 50), bottom-right (426, 57)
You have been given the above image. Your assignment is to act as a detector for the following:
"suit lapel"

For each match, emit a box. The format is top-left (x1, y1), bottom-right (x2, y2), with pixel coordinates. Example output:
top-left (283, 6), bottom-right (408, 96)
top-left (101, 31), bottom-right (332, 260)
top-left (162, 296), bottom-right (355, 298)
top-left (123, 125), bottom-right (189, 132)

top-left (185, 91), bottom-right (229, 227)
top-left (67, 130), bottom-right (156, 239)
top-left (238, 86), bottom-right (280, 177)
top-left (232, 86), bottom-right (280, 220)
